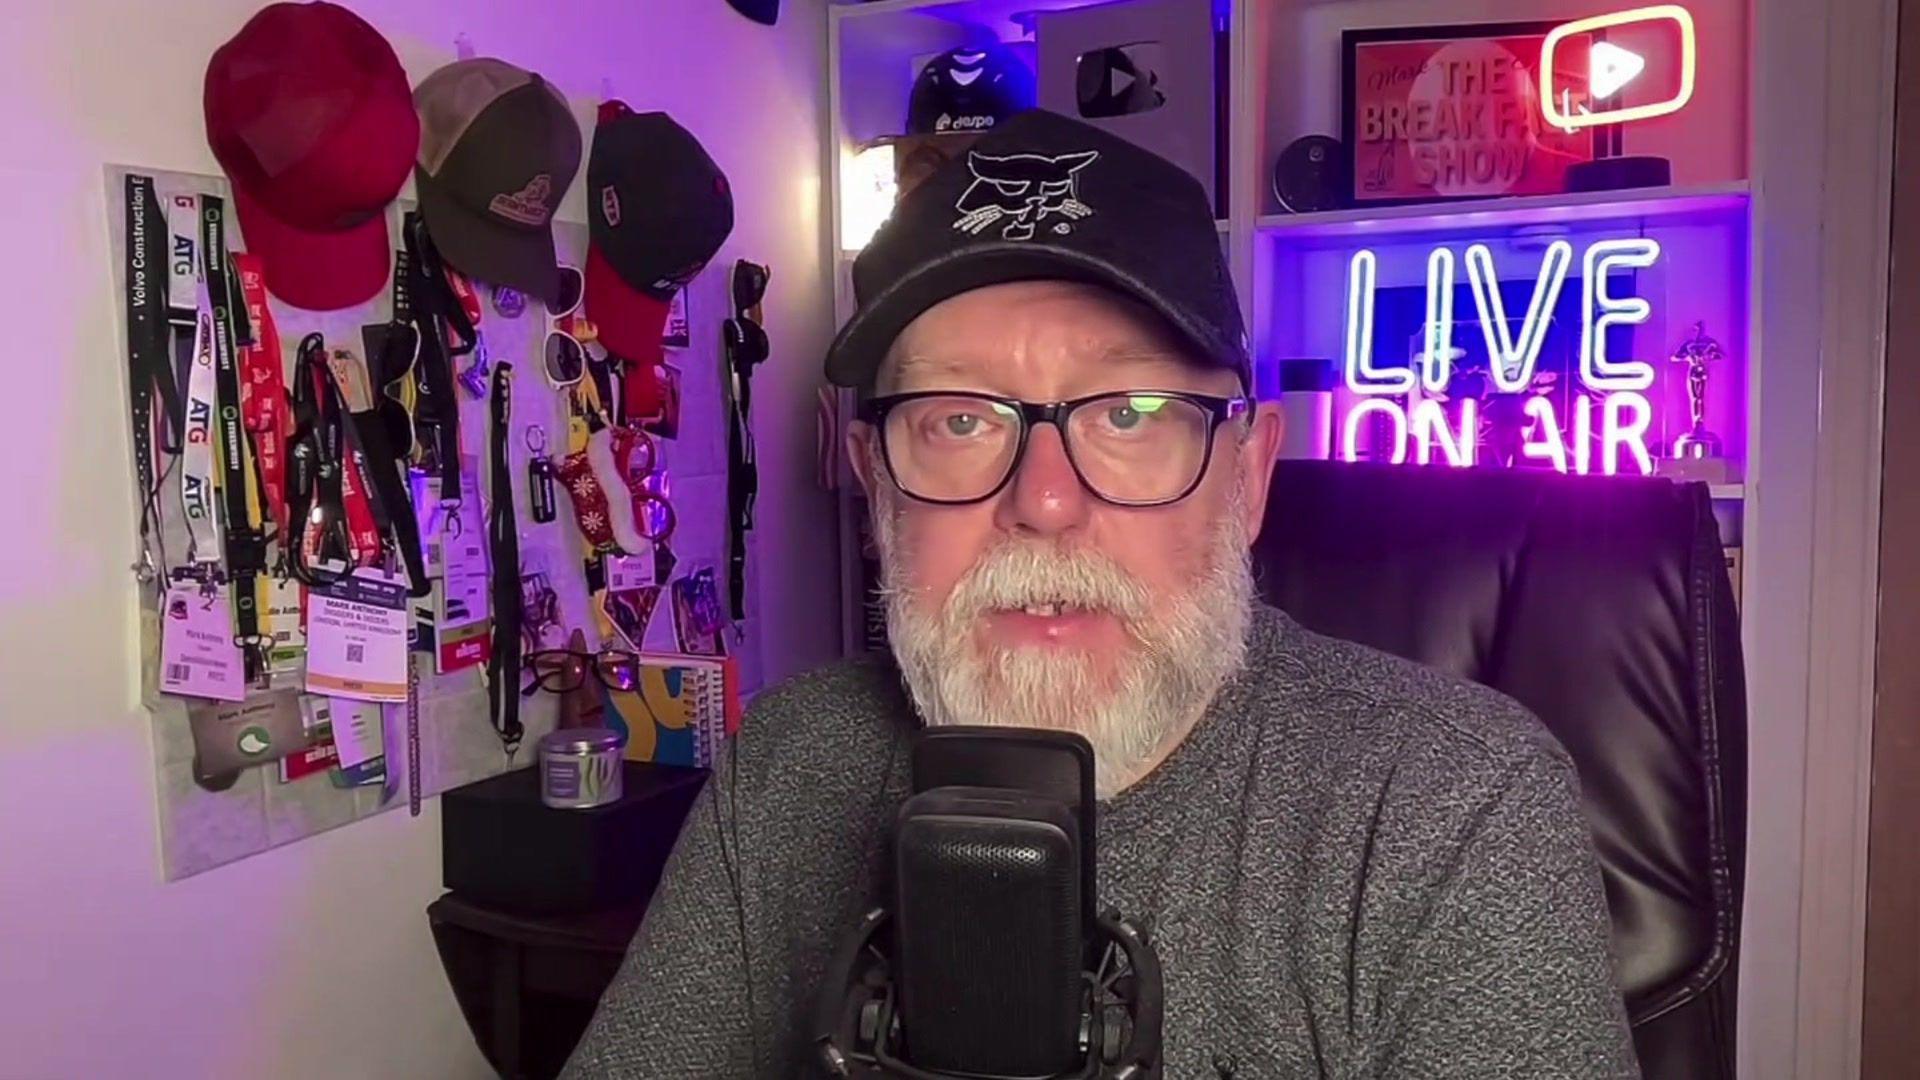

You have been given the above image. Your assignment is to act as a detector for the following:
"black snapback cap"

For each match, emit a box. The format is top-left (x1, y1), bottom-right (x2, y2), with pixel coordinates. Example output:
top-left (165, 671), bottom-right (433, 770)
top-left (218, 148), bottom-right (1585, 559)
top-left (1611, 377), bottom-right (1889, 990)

top-left (726, 0), bottom-right (779, 25)
top-left (826, 108), bottom-right (1249, 393)
top-left (587, 106), bottom-right (733, 298)
top-left (906, 44), bottom-right (1036, 134)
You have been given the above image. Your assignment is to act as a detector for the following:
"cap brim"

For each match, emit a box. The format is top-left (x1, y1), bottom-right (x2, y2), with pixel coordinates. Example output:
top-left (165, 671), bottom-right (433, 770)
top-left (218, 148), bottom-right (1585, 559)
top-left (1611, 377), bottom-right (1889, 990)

top-left (416, 169), bottom-right (561, 304)
top-left (231, 188), bottom-right (390, 312)
top-left (585, 244), bottom-right (669, 364)
top-left (725, 0), bottom-right (780, 25)
top-left (825, 242), bottom-right (1247, 391)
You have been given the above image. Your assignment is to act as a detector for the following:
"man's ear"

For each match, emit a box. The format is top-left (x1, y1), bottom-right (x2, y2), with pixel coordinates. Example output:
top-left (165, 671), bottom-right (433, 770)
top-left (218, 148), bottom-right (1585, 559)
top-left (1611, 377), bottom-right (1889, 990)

top-left (848, 422), bottom-right (880, 501)
top-left (1236, 401), bottom-right (1284, 542)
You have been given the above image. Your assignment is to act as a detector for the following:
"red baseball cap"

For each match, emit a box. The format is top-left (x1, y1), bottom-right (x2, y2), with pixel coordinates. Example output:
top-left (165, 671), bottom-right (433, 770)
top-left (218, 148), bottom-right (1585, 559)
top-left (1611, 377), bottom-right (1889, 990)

top-left (204, 2), bottom-right (418, 311)
top-left (585, 246), bottom-right (672, 363)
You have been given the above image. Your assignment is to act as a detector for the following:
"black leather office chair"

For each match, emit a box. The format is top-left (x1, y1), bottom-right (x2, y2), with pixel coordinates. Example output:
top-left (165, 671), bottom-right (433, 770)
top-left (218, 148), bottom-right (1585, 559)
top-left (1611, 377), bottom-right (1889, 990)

top-left (1252, 461), bottom-right (1745, 1080)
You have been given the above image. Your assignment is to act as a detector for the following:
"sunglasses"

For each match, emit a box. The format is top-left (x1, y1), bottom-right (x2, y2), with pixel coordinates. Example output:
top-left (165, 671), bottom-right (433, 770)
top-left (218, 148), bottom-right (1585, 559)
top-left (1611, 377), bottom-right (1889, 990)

top-left (366, 321), bottom-right (422, 460)
top-left (543, 264), bottom-right (588, 390)
top-left (625, 430), bottom-right (679, 538)
top-left (639, 470), bottom-right (675, 540)
top-left (732, 259), bottom-right (769, 317)
top-left (726, 259), bottom-right (770, 373)
top-left (522, 648), bottom-right (643, 696)
top-left (612, 427), bottom-right (679, 542)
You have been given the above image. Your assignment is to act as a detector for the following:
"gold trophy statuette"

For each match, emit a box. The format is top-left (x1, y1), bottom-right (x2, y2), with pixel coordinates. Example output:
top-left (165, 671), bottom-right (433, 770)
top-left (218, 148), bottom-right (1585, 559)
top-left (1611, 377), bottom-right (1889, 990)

top-left (1665, 321), bottom-right (1731, 482)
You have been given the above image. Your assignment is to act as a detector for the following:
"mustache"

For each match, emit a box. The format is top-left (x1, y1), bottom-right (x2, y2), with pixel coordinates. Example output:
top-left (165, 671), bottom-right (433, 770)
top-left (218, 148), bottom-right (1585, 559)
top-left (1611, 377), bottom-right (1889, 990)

top-left (939, 539), bottom-right (1152, 624)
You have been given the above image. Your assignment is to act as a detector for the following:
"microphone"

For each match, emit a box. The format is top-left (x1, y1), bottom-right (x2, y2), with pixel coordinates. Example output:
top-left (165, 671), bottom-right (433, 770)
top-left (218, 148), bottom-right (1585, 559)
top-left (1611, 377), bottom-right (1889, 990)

top-left (814, 727), bottom-right (1163, 1079)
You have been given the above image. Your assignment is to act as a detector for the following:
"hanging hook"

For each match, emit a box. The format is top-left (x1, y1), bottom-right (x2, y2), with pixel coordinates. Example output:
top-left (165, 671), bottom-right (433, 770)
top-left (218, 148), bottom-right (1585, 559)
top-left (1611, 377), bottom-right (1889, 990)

top-left (454, 32), bottom-right (476, 60)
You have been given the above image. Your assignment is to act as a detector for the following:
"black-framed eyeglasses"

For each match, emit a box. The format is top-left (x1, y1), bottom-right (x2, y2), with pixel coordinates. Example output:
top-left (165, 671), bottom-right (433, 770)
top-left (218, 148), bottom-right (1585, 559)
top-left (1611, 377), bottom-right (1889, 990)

top-left (859, 389), bottom-right (1250, 507)
top-left (521, 648), bottom-right (643, 696)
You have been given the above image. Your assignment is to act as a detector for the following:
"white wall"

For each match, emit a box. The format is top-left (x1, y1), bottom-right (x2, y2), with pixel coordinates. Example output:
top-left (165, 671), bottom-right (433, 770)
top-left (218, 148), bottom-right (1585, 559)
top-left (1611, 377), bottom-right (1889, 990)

top-left (0, 1), bottom-right (834, 1077)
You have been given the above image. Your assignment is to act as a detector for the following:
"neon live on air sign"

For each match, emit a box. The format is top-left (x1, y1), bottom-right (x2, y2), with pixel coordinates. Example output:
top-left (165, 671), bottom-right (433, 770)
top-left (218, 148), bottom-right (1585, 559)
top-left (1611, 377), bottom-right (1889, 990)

top-left (1339, 237), bottom-right (1666, 476)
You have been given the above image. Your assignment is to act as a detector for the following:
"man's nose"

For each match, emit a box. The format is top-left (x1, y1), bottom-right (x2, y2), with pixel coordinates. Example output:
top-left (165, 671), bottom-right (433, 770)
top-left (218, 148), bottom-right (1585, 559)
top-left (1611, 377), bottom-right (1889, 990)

top-left (995, 423), bottom-right (1093, 537)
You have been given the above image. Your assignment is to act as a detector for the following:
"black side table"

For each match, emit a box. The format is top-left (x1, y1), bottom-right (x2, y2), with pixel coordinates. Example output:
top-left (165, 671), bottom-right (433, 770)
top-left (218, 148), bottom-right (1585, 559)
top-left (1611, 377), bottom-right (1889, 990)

top-left (428, 761), bottom-right (709, 1079)
top-left (428, 893), bottom-right (647, 1080)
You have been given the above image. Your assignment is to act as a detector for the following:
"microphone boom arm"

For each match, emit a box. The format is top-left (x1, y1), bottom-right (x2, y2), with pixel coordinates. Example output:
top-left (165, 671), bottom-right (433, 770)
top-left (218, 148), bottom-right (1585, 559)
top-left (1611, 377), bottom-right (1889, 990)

top-left (814, 907), bottom-right (1164, 1080)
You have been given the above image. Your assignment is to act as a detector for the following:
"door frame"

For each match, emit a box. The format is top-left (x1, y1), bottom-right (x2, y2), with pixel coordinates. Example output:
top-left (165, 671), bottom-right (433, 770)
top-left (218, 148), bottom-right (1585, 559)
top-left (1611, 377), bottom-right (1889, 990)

top-left (1745, 0), bottom-right (1896, 1075)
top-left (1861, 0), bottom-right (1920, 1067)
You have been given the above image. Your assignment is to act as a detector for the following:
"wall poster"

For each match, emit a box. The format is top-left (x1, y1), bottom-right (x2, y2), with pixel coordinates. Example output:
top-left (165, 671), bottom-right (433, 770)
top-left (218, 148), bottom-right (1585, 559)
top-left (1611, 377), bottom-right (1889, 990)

top-left (1342, 22), bottom-right (1595, 206)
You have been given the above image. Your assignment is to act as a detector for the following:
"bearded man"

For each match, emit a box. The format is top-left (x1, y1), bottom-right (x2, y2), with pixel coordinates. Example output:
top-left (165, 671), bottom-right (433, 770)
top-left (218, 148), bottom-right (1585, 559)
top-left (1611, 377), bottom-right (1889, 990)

top-left (565, 111), bottom-right (1637, 1079)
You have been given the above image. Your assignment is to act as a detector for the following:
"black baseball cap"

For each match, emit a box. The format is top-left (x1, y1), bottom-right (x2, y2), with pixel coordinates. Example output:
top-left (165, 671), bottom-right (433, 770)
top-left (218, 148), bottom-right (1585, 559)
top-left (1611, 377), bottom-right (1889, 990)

top-left (826, 109), bottom-right (1249, 393)
top-left (906, 44), bottom-right (1035, 135)
top-left (413, 58), bottom-right (582, 304)
top-left (585, 103), bottom-right (734, 365)
top-left (726, 0), bottom-right (779, 25)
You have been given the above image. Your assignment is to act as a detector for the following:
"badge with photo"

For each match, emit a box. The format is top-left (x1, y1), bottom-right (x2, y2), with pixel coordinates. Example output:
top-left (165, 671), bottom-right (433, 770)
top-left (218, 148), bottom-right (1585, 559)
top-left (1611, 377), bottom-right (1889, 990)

top-left (662, 287), bottom-right (690, 349)
top-left (602, 584), bottom-right (665, 653)
top-left (671, 567), bottom-right (727, 657)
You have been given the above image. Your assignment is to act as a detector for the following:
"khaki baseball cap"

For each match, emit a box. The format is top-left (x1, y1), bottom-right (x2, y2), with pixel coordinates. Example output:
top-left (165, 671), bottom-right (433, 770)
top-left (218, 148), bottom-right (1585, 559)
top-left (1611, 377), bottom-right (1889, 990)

top-left (413, 58), bottom-right (581, 304)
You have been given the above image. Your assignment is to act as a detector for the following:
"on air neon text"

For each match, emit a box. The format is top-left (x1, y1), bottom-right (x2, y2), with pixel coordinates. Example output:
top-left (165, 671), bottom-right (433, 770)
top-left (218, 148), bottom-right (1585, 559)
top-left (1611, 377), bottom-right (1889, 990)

top-left (1339, 238), bottom-right (1662, 476)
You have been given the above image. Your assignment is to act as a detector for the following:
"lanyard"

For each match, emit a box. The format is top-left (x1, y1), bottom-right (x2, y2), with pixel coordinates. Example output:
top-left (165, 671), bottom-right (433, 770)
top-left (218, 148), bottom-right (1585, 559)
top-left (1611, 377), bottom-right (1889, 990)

top-left (198, 197), bottom-right (268, 677)
top-left (287, 333), bottom-right (354, 588)
top-left (312, 344), bottom-right (387, 565)
top-left (726, 332), bottom-right (761, 624)
top-left (122, 174), bottom-right (182, 583)
top-left (486, 362), bottom-right (524, 760)
top-left (340, 356), bottom-right (431, 598)
top-left (180, 279), bottom-right (223, 564)
top-left (403, 214), bottom-right (467, 502)
top-left (165, 193), bottom-right (200, 326)
top-left (233, 254), bottom-right (291, 551)
top-left (166, 193), bottom-right (205, 460)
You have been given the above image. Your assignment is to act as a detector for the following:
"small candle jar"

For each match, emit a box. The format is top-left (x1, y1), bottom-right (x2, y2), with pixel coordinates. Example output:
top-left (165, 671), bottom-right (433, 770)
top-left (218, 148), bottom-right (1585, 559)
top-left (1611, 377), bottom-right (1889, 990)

top-left (538, 727), bottom-right (625, 810)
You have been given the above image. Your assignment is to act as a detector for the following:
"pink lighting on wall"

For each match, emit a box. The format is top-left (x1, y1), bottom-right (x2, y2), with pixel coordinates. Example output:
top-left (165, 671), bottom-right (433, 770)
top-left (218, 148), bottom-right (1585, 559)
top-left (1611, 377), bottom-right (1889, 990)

top-left (1337, 392), bottom-right (1653, 474)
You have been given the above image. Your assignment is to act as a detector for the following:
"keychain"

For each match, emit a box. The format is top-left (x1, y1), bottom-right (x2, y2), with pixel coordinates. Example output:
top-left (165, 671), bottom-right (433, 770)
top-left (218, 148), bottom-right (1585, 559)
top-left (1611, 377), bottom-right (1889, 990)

top-left (459, 331), bottom-right (492, 400)
top-left (527, 425), bottom-right (557, 524)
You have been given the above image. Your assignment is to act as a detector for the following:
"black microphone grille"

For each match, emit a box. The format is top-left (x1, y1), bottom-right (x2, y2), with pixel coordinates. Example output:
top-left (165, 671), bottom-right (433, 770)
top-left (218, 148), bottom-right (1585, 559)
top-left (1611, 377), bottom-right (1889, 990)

top-left (894, 789), bottom-right (1085, 1076)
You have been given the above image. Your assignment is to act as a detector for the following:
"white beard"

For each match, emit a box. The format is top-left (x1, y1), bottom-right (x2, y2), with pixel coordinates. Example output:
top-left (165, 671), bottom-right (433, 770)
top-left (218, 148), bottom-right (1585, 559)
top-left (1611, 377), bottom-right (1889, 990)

top-left (874, 482), bottom-right (1256, 799)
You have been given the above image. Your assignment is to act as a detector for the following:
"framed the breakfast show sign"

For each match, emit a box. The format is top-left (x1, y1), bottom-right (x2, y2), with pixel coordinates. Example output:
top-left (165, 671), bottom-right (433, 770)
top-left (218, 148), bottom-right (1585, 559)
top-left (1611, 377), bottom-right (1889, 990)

top-left (1341, 21), bottom-right (1595, 206)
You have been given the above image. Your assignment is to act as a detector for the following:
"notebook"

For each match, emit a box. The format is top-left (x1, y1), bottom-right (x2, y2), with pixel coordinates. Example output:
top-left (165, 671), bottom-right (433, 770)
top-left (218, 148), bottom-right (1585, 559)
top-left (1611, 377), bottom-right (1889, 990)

top-left (602, 652), bottom-right (742, 768)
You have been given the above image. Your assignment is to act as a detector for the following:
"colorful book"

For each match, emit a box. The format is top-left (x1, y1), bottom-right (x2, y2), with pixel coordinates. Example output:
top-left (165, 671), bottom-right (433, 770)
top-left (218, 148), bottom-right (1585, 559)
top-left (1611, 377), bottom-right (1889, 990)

top-left (602, 652), bottom-right (741, 768)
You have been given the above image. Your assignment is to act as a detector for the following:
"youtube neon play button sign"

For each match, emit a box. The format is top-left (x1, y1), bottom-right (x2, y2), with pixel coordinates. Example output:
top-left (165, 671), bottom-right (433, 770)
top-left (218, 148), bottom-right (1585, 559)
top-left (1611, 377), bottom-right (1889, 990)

top-left (1540, 5), bottom-right (1697, 130)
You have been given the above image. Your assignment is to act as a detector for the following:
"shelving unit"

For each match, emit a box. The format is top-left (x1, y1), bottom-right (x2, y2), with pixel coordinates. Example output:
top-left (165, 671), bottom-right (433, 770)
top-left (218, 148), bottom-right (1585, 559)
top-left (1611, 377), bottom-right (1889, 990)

top-left (825, 0), bottom-right (1755, 654)
top-left (1254, 181), bottom-right (1751, 238)
top-left (833, 0), bottom-right (1104, 28)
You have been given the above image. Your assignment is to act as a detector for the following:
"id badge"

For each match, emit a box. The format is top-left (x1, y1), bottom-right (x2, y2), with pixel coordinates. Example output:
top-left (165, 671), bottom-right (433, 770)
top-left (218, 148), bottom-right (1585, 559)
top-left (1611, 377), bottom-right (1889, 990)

top-left (305, 571), bottom-right (410, 703)
top-left (160, 581), bottom-right (247, 702)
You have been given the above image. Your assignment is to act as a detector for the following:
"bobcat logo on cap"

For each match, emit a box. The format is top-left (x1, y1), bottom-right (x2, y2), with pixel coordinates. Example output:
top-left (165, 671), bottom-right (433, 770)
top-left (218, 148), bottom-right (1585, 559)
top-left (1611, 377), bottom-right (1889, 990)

top-left (489, 174), bottom-right (554, 226)
top-left (600, 185), bottom-right (621, 228)
top-left (953, 150), bottom-right (1098, 241)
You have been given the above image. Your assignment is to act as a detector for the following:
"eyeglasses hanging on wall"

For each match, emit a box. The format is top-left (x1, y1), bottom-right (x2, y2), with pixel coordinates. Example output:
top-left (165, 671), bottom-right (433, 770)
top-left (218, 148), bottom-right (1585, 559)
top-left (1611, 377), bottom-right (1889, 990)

top-left (522, 647), bottom-right (646, 696)
top-left (723, 259), bottom-right (770, 625)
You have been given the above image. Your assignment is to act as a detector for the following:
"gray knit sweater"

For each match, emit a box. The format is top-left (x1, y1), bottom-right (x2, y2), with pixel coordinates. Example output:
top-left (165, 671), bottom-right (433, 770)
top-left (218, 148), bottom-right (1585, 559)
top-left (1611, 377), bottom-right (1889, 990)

top-left (564, 607), bottom-right (1638, 1078)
